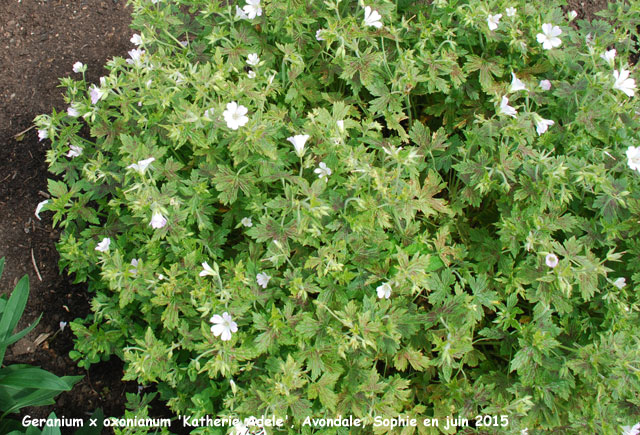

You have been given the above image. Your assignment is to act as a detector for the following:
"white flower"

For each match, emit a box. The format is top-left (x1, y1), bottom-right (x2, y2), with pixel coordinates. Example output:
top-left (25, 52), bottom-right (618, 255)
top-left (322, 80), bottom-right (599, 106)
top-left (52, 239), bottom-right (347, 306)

top-left (256, 272), bottom-right (271, 288)
top-left (95, 237), bottom-right (111, 252)
top-left (487, 14), bottom-right (502, 31)
top-left (520, 429), bottom-right (528, 435)
top-left (67, 106), bottom-right (80, 117)
top-left (363, 6), bottom-right (382, 28)
top-left (613, 69), bottom-right (636, 97)
top-left (241, 217), bottom-right (253, 227)
top-left (247, 70), bottom-right (256, 79)
top-left (127, 157), bottom-right (156, 174)
top-left (89, 82), bottom-right (107, 105)
top-left (157, 274), bottom-right (165, 280)
top-left (89, 86), bottom-right (101, 104)
top-left (600, 49), bottom-right (616, 66)
top-left (316, 29), bottom-right (324, 41)
top-left (210, 312), bottom-right (238, 341)
top-left (246, 53), bottom-right (260, 66)
top-left (537, 23), bottom-right (562, 50)
top-left (199, 261), bottom-right (216, 277)
top-left (66, 145), bottom-right (83, 158)
top-left (38, 129), bottom-right (48, 141)
top-left (545, 253), bottom-right (559, 268)
top-left (505, 7), bottom-right (516, 17)
top-left (242, 0), bottom-right (262, 19)
top-left (613, 277), bottom-right (627, 289)
top-left (235, 5), bottom-right (249, 20)
top-left (232, 422), bottom-right (249, 435)
top-left (626, 146), bottom-right (640, 172)
top-left (72, 61), bottom-right (85, 73)
top-left (622, 423), bottom-right (640, 435)
top-left (510, 72), bottom-right (527, 92)
top-left (336, 120), bottom-right (345, 132)
top-left (567, 10), bottom-right (577, 21)
top-left (223, 101), bottom-right (249, 130)
top-left (126, 48), bottom-right (145, 65)
top-left (287, 134), bottom-right (310, 158)
top-left (129, 258), bottom-right (139, 275)
top-left (499, 96), bottom-right (517, 117)
top-left (533, 113), bottom-right (555, 135)
top-left (376, 282), bottom-right (392, 299)
top-left (179, 40), bottom-right (188, 47)
top-left (59, 321), bottom-right (68, 332)
top-left (149, 211), bottom-right (167, 229)
top-left (539, 79), bottom-right (552, 91)
top-left (314, 161), bottom-right (332, 180)
top-left (171, 71), bottom-right (186, 84)
top-left (130, 34), bottom-right (143, 46)
top-left (585, 33), bottom-right (594, 47)
top-left (35, 200), bottom-right (49, 220)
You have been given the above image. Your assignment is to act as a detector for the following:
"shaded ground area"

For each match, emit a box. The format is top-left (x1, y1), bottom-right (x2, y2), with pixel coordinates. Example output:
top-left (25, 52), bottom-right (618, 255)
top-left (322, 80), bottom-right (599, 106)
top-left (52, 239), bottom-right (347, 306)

top-left (0, 0), bottom-right (135, 423)
top-left (565, 0), bottom-right (611, 21)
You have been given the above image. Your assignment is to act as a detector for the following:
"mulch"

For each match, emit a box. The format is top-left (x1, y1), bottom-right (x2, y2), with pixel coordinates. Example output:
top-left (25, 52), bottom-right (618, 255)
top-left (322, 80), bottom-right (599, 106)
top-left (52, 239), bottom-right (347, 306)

top-left (0, 0), bottom-right (137, 423)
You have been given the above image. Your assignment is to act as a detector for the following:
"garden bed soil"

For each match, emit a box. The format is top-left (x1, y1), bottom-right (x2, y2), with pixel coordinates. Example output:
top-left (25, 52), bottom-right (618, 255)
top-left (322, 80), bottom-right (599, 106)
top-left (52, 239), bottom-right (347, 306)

top-left (0, 0), bottom-right (137, 424)
top-left (0, 0), bottom-right (612, 431)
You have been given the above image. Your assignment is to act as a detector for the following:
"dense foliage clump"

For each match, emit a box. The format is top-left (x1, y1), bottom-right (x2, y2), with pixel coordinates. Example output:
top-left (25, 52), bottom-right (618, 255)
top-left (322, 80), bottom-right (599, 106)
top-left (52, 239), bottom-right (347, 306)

top-left (36, 0), bottom-right (640, 432)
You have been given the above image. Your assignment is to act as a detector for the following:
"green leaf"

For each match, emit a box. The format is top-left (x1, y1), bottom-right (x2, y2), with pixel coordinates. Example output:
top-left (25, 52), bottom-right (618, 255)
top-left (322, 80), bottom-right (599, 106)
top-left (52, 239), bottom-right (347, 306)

top-left (0, 365), bottom-right (82, 391)
top-left (74, 408), bottom-right (104, 435)
top-left (393, 347), bottom-right (430, 372)
top-left (409, 121), bottom-right (430, 148)
top-left (1, 418), bottom-right (23, 434)
top-left (47, 179), bottom-right (68, 198)
top-left (468, 275), bottom-right (498, 309)
top-left (212, 165), bottom-right (256, 205)
top-left (0, 275), bottom-right (30, 362)
top-left (308, 372), bottom-right (340, 411)
top-left (4, 313), bottom-right (42, 348)
top-left (41, 413), bottom-right (62, 435)
top-left (366, 81), bottom-right (392, 115)
top-left (464, 55), bottom-right (503, 90)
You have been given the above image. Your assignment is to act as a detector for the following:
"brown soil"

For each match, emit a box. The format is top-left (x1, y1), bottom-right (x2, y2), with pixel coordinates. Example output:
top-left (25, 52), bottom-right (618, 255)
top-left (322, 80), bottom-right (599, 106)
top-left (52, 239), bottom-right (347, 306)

top-left (0, 0), bottom-right (136, 426)
top-left (565, 0), bottom-right (611, 21)
top-left (0, 0), bottom-right (615, 431)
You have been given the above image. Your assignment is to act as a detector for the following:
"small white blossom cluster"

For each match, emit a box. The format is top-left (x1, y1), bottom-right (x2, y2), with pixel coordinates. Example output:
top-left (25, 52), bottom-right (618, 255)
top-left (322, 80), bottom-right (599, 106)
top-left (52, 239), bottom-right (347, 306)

top-left (376, 282), bottom-right (392, 299)
top-left (613, 69), bottom-right (636, 97)
top-left (363, 6), bottom-right (382, 28)
top-left (499, 68), bottom-right (554, 136)
top-left (288, 134), bottom-right (309, 158)
top-left (487, 14), bottom-right (502, 31)
top-left (210, 312), bottom-right (238, 341)
top-left (545, 253), bottom-right (559, 268)
top-left (536, 23), bottom-right (562, 50)
top-left (72, 61), bottom-right (86, 74)
top-left (622, 423), bottom-right (640, 435)
top-left (95, 237), bottom-right (111, 252)
top-left (222, 101), bottom-right (249, 130)
top-left (627, 146), bottom-right (640, 173)
top-left (200, 258), bottom-right (274, 341)
top-left (235, 0), bottom-right (262, 20)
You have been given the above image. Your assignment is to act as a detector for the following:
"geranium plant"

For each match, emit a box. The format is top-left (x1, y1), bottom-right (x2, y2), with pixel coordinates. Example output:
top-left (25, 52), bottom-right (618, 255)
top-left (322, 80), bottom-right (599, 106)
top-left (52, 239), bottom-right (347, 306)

top-left (36, 0), bottom-right (639, 432)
